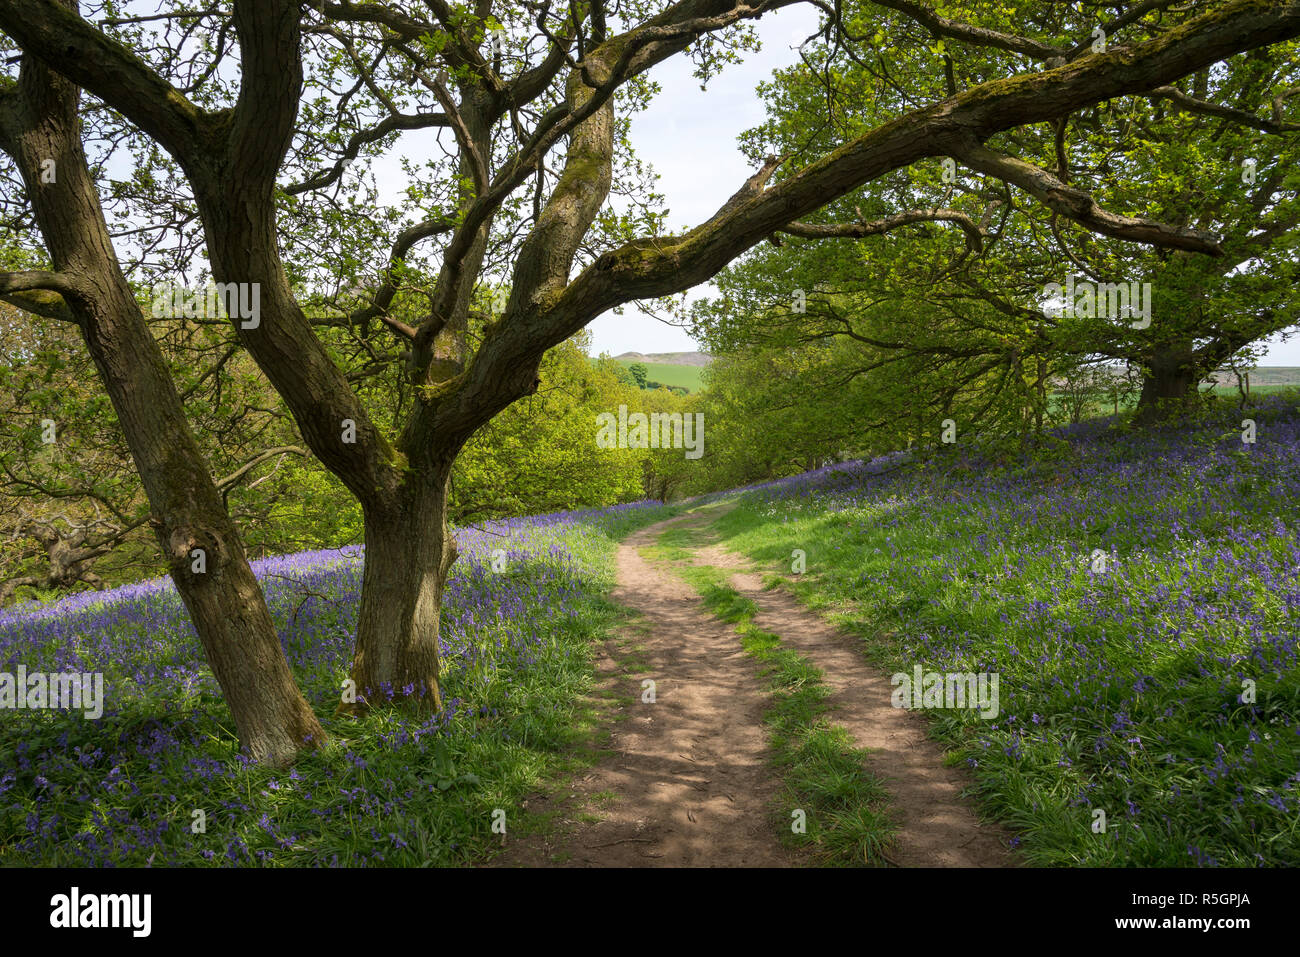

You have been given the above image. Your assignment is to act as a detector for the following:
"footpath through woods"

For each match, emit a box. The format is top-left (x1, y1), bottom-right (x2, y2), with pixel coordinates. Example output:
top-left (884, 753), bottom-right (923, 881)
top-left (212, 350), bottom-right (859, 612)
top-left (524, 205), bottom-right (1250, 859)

top-left (488, 506), bottom-right (1017, 867)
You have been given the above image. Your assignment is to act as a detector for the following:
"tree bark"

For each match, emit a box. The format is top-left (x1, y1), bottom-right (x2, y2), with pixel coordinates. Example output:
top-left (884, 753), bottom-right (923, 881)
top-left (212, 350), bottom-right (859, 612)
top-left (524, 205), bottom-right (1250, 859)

top-left (347, 468), bottom-right (457, 712)
top-left (1135, 345), bottom-right (1200, 422)
top-left (0, 38), bottom-right (324, 766)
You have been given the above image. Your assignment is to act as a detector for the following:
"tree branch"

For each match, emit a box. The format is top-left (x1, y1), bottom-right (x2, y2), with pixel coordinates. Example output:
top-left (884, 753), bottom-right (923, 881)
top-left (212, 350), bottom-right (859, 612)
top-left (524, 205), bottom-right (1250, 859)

top-left (865, 0), bottom-right (1066, 60)
top-left (214, 445), bottom-right (308, 492)
top-left (0, 0), bottom-right (213, 169)
top-left (452, 0), bottom-right (1295, 444)
top-left (1148, 84), bottom-right (1300, 133)
top-left (950, 137), bottom-right (1223, 255)
top-left (0, 268), bottom-right (81, 296)
top-left (781, 207), bottom-right (985, 251)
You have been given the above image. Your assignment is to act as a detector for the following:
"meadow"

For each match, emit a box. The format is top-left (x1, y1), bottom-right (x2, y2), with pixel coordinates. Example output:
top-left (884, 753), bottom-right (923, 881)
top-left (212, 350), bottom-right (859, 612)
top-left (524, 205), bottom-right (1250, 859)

top-left (613, 360), bottom-right (706, 393)
top-left (0, 502), bottom-right (674, 866)
top-left (707, 394), bottom-right (1300, 865)
top-left (6, 392), bottom-right (1300, 868)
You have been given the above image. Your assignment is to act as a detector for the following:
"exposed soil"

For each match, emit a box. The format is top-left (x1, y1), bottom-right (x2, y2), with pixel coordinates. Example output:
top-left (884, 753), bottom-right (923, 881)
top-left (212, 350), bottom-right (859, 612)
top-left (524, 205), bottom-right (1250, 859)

top-left (487, 507), bottom-right (1017, 868)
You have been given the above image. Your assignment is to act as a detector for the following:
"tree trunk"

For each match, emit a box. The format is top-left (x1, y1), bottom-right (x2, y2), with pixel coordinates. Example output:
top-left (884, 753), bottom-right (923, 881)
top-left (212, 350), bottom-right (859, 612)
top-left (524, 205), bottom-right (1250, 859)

top-left (2, 50), bottom-right (324, 766)
top-left (1135, 347), bottom-right (1199, 423)
top-left (77, 285), bottom-right (325, 769)
top-left (184, 35), bottom-right (485, 717)
top-left (346, 469), bottom-right (458, 712)
top-left (193, 166), bottom-right (458, 715)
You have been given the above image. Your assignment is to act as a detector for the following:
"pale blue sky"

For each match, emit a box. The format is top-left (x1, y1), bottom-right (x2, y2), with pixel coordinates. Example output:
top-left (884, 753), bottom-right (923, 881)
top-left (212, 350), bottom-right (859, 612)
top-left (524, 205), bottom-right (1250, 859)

top-left (586, 8), bottom-right (819, 357)
top-left (585, 10), bottom-right (1300, 365)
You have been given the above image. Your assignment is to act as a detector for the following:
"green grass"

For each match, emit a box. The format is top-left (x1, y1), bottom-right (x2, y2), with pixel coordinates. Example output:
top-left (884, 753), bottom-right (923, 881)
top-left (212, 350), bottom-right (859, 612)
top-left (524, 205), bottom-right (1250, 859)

top-left (8, 598), bottom-right (616, 867)
top-left (1207, 384), bottom-right (1296, 397)
top-left (690, 399), bottom-right (1300, 865)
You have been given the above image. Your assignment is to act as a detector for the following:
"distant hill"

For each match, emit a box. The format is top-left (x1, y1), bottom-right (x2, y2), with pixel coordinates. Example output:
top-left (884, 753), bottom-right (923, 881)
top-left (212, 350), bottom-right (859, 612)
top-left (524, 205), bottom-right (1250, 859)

top-left (593, 351), bottom-right (710, 392)
top-left (613, 351), bottom-right (712, 367)
top-left (1207, 366), bottom-right (1300, 387)
top-left (1060, 365), bottom-right (1300, 389)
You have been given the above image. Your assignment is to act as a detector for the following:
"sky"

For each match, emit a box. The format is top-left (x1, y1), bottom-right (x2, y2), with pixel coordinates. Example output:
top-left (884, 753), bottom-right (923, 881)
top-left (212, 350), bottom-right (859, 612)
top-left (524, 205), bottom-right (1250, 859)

top-left (584, 9), bottom-right (1300, 366)
top-left (585, 7), bottom-right (820, 358)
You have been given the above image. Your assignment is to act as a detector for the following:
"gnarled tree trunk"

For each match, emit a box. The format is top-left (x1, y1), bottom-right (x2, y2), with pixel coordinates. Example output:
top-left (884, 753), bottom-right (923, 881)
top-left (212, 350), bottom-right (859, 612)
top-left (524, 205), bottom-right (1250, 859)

top-left (1136, 344), bottom-right (1200, 423)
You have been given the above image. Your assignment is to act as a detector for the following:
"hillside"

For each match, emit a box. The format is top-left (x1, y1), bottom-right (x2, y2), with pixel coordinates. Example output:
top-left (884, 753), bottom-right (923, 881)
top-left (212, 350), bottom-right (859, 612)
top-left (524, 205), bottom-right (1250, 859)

top-left (9, 395), bottom-right (1300, 867)
top-left (616, 360), bottom-right (704, 392)
top-left (613, 350), bottom-right (712, 366)
top-left (705, 395), bottom-right (1300, 866)
top-left (1208, 366), bottom-right (1300, 388)
top-left (599, 351), bottom-right (710, 392)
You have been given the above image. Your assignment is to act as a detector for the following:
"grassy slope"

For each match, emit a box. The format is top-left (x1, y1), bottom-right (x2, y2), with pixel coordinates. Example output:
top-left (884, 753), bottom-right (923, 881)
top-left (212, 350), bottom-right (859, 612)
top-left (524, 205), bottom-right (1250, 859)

top-left (703, 398), bottom-right (1300, 866)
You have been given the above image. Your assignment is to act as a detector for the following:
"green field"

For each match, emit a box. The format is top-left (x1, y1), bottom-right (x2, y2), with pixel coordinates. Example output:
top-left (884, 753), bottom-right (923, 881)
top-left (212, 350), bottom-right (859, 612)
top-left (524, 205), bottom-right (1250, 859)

top-left (614, 360), bottom-right (705, 393)
top-left (1218, 367), bottom-right (1300, 387)
top-left (1048, 383), bottom-right (1300, 421)
top-left (1208, 384), bottom-right (1297, 396)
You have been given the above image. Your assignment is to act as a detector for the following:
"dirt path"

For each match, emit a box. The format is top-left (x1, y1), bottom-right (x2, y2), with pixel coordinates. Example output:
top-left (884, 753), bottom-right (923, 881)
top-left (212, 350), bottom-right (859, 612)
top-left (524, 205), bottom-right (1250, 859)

top-left (695, 542), bottom-right (1018, 868)
top-left (489, 506), bottom-right (1016, 867)
top-left (488, 511), bottom-right (799, 866)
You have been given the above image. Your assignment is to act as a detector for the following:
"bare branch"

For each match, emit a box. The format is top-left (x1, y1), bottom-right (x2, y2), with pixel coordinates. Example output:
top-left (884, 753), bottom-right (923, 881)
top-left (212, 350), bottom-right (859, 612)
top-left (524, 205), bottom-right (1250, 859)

top-left (0, 0), bottom-right (212, 166)
top-left (781, 207), bottom-right (985, 251)
top-left (1148, 84), bottom-right (1300, 133)
top-left (430, 71), bottom-right (488, 192)
top-left (864, 0), bottom-right (1065, 60)
top-left (215, 445), bottom-right (309, 492)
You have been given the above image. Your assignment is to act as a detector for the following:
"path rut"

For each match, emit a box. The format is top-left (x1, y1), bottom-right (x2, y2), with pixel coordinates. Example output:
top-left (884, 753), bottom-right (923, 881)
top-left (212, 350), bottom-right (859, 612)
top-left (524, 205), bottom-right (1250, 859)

top-left (696, 541), bottom-right (1018, 868)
